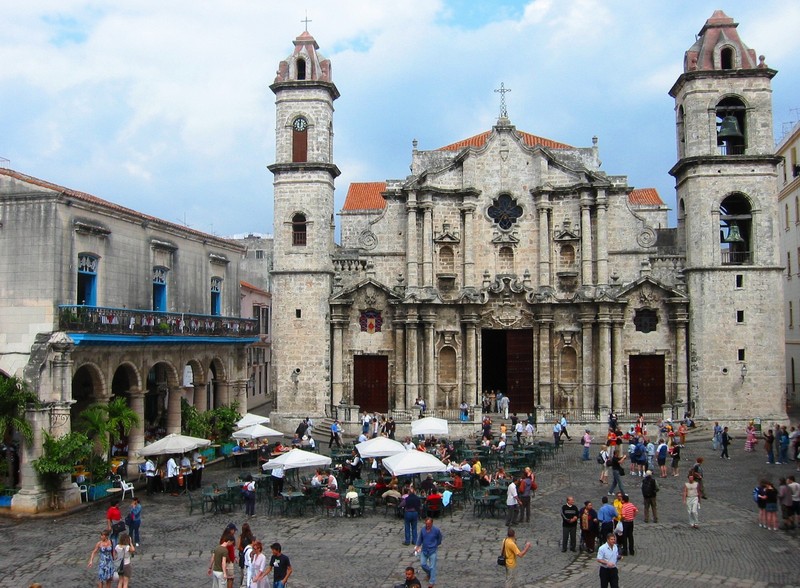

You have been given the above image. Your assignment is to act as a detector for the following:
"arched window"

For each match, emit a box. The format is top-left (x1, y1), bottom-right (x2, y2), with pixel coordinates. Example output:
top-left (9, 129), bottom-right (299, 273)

top-left (77, 253), bottom-right (99, 306)
top-left (720, 47), bottom-right (734, 69)
top-left (716, 97), bottom-right (746, 155)
top-left (720, 193), bottom-right (752, 265)
top-left (292, 116), bottom-right (308, 162)
top-left (152, 266), bottom-right (168, 312)
top-left (498, 246), bottom-right (514, 274)
top-left (677, 105), bottom-right (686, 158)
top-left (292, 213), bottom-right (307, 246)
top-left (439, 246), bottom-right (455, 273)
top-left (297, 58), bottom-right (306, 80)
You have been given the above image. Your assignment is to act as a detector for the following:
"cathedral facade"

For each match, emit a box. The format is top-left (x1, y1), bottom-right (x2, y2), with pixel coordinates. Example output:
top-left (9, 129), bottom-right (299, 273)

top-left (269, 12), bottom-right (787, 425)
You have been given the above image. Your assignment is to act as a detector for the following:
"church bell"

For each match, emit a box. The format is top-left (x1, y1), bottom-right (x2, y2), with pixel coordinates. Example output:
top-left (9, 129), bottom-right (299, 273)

top-left (717, 115), bottom-right (743, 140)
top-left (723, 223), bottom-right (744, 243)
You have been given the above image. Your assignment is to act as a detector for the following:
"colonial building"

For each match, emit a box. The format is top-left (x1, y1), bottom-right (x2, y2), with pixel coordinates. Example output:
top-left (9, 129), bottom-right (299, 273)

top-left (0, 169), bottom-right (257, 513)
top-left (269, 12), bottom-right (787, 427)
top-left (777, 120), bottom-right (800, 406)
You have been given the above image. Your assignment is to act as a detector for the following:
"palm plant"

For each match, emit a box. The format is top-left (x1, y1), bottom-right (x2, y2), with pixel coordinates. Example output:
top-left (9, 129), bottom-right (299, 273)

top-left (0, 376), bottom-right (39, 487)
top-left (105, 396), bottom-right (139, 445)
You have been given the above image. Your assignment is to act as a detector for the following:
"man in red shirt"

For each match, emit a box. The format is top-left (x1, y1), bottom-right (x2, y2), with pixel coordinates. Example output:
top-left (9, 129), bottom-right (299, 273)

top-left (106, 500), bottom-right (123, 545)
top-left (619, 495), bottom-right (639, 556)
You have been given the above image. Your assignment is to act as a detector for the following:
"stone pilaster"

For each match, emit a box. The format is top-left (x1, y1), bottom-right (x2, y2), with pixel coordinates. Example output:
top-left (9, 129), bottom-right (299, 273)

top-left (405, 309), bottom-right (420, 408)
top-left (12, 406), bottom-right (50, 514)
top-left (421, 201), bottom-right (434, 289)
top-left (597, 310), bottom-right (612, 409)
top-left (537, 194), bottom-right (552, 287)
top-left (166, 387), bottom-right (183, 434)
top-left (462, 313), bottom-right (479, 405)
top-left (392, 310), bottom-right (406, 409)
top-left (461, 203), bottom-right (477, 289)
top-left (331, 316), bottom-right (347, 407)
top-left (580, 196), bottom-right (594, 285)
top-left (579, 312), bottom-right (595, 410)
top-left (537, 309), bottom-right (553, 408)
top-left (611, 312), bottom-right (625, 411)
top-left (596, 190), bottom-right (609, 286)
top-left (421, 310), bottom-right (436, 407)
top-left (406, 195), bottom-right (419, 289)
top-left (194, 384), bottom-right (207, 413)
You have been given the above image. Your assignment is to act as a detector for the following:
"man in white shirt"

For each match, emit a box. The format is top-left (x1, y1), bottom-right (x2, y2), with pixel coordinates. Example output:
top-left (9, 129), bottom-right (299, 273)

top-left (597, 533), bottom-right (621, 588)
top-left (144, 458), bottom-right (157, 495)
top-left (506, 477), bottom-right (521, 526)
top-left (327, 471), bottom-right (339, 492)
top-left (525, 421), bottom-right (535, 445)
top-left (269, 466), bottom-right (285, 497)
top-left (192, 450), bottom-right (205, 490)
top-left (166, 456), bottom-right (179, 495)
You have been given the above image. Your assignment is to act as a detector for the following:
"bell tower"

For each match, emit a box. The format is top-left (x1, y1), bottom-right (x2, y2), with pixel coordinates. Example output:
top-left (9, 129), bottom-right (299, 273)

top-left (670, 11), bottom-right (786, 421)
top-left (268, 30), bottom-right (339, 417)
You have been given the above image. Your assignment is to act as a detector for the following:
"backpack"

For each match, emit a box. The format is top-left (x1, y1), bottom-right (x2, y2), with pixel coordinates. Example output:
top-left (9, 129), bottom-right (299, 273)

top-left (658, 444), bottom-right (667, 459)
top-left (596, 452), bottom-right (605, 464)
top-left (752, 486), bottom-right (760, 503)
top-left (642, 477), bottom-right (656, 497)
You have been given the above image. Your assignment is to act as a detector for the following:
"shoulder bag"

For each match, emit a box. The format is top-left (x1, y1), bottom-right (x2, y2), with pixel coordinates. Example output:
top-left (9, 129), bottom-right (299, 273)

top-left (497, 538), bottom-right (507, 566)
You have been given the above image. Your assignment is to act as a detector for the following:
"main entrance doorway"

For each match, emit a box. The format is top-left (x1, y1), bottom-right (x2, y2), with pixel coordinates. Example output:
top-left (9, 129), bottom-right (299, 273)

top-left (629, 355), bottom-right (665, 412)
top-left (353, 355), bottom-right (388, 413)
top-left (481, 329), bottom-right (534, 413)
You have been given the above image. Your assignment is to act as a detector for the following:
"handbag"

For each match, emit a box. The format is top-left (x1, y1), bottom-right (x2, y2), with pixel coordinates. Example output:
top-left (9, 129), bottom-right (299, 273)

top-left (497, 538), bottom-right (507, 566)
top-left (614, 521), bottom-right (624, 535)
top-left (112, 520), bottom-right (127, 534)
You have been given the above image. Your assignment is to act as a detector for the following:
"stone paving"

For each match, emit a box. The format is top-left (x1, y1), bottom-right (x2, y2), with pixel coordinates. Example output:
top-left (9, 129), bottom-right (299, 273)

top-left (2, 427), bottom-right (799, 588)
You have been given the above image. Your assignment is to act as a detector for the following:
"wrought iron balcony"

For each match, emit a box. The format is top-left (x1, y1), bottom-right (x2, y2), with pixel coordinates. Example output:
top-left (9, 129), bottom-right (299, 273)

top-left (58, 305), bottom-right (258, 338)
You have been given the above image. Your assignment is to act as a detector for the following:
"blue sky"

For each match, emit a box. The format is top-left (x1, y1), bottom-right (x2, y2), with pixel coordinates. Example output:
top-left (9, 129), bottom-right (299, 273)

top-left (2, 1), bottom-right (799, 238)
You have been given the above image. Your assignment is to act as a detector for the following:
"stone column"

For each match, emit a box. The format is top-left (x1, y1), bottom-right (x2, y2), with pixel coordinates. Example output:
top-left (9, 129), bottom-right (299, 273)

top-left (127, 388), bottom-right (145, 478)
top-left (421, 310), bottom-right (436, 408)
top-left (537, 309), bottom-right (554, 409)
top-left (671, 305), bottom-right (690, 407)
top-left (406, 195), bottom-right (419, 289)
top-left (580, 196), bottom-right (594, 285)
top-left (405, 309), bottom-right (420, 409)
top-left (232, 380), bottom-right (248, 413)
top-left (579, 311), bottom-right (595, 411)
top-left (331, 316), bottom-right (347, 406)
top-left (462, 313), bottom-right (479, 406)
top-left (597, 310), bottom-right (612, 410)
top-left (393, 309), bottom-right (406, 409)
top-left (193, 384), bottom-right (207, 413)
top-left (461, 203), bottom-right (477, 289)
top-left (611, 313), bottom-right (625, 411)
top-left (421, 202), bottom-right (434, 288)
top-left (596, 190), bottom-right (609, 286)
top-left (12, 406), bottom-right (50, 514)
top-left (537, 194), bottom-right (552, 287)
top-left (166, 387), bottom-right (183, 434)
top-left (217, 381), bottom-right (230, 406)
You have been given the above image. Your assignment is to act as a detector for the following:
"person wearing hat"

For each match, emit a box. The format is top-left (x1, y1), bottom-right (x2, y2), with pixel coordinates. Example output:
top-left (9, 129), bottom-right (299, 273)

top-left (640, 470), bottom-right (659, 523)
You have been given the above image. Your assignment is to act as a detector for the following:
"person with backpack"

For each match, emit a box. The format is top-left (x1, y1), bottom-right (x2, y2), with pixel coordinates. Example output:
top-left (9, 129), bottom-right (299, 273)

top-left (518, 468), bottom-right (535, 524)
top-left (656, 439), bottom-right (668, 478)
top-left (598, 445), bottom-right (610, 485)
top-left (640, 470), bottom-right (659, 523)
top-left (582, 429), bottom-right (593, 461)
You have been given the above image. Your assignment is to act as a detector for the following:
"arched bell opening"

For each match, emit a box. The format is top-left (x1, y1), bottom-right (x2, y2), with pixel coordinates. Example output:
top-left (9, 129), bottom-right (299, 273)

top-left (719, 193), bottom-right (753, 265)
top-left (716, 97), bottom-right (746, 155)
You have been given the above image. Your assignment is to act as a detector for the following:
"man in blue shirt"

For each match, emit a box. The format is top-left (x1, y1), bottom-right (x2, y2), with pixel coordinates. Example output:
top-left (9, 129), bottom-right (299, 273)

top-left (415, 517), bottom-right (443, 588)
top-left (597, 496), bottom-right (617, 540)
top-left (596, 533), bottom-right (621, 588)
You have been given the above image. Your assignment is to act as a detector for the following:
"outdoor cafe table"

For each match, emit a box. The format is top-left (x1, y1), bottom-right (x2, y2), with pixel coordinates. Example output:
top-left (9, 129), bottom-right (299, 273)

top-left (280, 491), bottom-right (306, 516)
top-left (202, 488), bottom-right (231, 514)
top-left (473, 492), bottom-right (499, 518)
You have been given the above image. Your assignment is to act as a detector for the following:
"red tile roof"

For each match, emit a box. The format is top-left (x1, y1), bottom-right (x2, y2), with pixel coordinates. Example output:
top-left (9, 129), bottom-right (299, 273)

top-left (240, 280), bottom-right (269, 295)
top-left (628, 188), bottom-right (664, 206)
top-left (0, 168), bottom-right (241, 248)
top-left (342, 182), bottom-right (387, 211)
top-left (438, 130), bottom-right (572, 151)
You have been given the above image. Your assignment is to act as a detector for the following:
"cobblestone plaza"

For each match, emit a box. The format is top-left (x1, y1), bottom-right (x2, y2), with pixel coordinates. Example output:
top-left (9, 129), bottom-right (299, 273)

top-left (2, 429), bottom-right (798, 588)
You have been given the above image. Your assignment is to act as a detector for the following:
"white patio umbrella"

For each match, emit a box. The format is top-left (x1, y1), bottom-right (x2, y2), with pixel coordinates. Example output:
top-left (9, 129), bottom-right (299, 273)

top-left (137, 433), bottom-right (211, 457)
top-left (382, 450), bottom-right (447, 477)
top-left (355, 436), bottom-right (408, 458)
top-left (231, 423), bottom-right (284, 440)
top-left (261, 448), bottom-right (332, 471)
top-left (236, 413), bottom-right (270, 428)
top-left (411, 417), bottom-right (449, 436)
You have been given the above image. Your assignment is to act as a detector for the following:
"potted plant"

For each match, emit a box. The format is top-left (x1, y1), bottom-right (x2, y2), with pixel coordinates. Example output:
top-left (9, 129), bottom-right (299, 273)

top-left (0, 376), bottom-right (39, 488)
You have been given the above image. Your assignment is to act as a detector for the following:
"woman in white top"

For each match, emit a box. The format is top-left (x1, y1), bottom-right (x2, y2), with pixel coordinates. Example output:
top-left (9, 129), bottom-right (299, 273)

top-left (682, 473), bottom-right (701, 528)
top-left (249, 541), bottom-right (268, 588)
top-left (598, 445), bottom-right (610, 485)
top-left (114, 532), bottom-right (136, 588)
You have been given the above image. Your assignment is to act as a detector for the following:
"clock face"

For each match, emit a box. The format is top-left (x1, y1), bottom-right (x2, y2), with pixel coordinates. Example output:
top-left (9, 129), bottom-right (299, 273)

top-left (293, 117), bottom-right (308, 132)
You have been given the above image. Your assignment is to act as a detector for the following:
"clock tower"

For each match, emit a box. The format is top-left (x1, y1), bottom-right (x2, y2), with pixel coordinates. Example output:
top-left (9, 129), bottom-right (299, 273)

top-left (268, 30), bottom-right (339, 417)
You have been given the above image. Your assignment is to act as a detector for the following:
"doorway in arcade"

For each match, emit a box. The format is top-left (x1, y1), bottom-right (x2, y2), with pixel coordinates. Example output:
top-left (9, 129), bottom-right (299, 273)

top-left (481, 329), bottom-right (534, 414)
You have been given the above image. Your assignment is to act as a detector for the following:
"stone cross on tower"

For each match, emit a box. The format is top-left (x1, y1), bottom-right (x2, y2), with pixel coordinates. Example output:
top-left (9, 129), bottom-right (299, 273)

top-left (301, 12), bottom-right (312, 31)
top-left (494, 82), bottom-right (511, 119)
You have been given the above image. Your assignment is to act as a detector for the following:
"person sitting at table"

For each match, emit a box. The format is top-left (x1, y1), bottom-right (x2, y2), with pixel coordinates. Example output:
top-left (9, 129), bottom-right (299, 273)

top-left (271, 441), bottom-right (289, 456)
top-left (417, 440), bottom-right (427, 452)
top-left (426, 488), bottom-right (444, 516)
top-left (420, 474), bottom-right (436, 496)
top-left (494, 436), bottom-right (507, 453)
top-left (382, 483), bottom-right (402, 502)
top-left (493, 467), bottom-right (508, 483)
top-left (344, 485), bottom-right (360, 517)
top-left (479, 471), bottom-right (492, 487)
top-left (326, 470), bottom-right (339, 492)
top-left (459, 459), bottom-right (472, 473)
top-left (300, 434), bottom-right (316, 450)
top-left (436, 444), bottom-right (451, 463)
top-left (291, 434), bottom-right (302, 447)
top-left (445, 473), bottom-right (463, 491)
top-left (341, 450), bottom-right (362, 485)
top-left (403, 437), bottom-right (417, 451)
top-left (471, 458), bottom-right (483, 478)
top-left (309, 469), bottom-right (325, 488)
top-left (357, 430), bottom-right (369, 443)
top-left (371, 474), bottom-right (388, 496)
top-left (233, 441), bottom-right (246, 453)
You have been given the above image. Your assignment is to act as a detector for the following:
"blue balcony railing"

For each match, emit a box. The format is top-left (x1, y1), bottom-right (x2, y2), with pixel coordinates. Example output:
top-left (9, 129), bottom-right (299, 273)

top-left (58, 305), bottom-right (258, 338)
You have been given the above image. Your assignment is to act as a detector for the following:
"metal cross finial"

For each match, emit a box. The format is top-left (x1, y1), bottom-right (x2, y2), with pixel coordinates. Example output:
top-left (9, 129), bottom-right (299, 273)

top-left (301, 12), bottom-right (312, 31)
top-left (494, 82), bottom-right (511, 119)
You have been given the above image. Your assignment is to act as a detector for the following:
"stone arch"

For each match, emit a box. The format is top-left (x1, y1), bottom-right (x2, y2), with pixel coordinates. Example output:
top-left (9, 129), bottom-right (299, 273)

top-left (111, 361), bottom-right (143, 395)
top-left (144, 360), bottom-right (180, 431)
top-left (719, 192), bottom-right (753, 265)
top-left (70, 361), bottom-right (107, 426)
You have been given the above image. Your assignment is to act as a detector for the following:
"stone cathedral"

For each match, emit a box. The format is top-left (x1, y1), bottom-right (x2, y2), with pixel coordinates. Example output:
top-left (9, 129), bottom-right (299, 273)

top-left (268, 11), bottom-right (787, 425)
